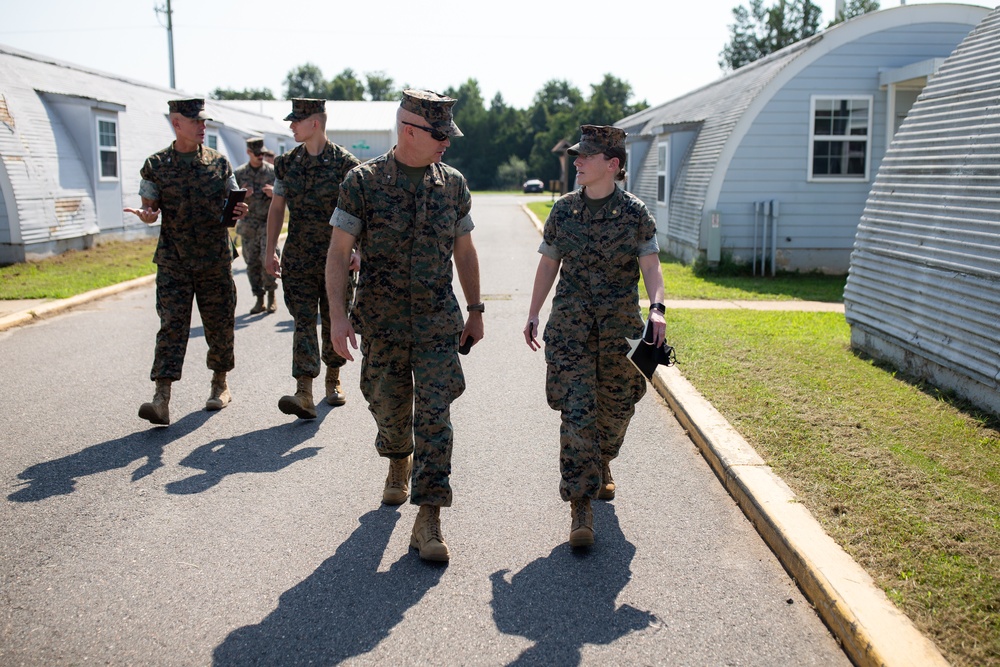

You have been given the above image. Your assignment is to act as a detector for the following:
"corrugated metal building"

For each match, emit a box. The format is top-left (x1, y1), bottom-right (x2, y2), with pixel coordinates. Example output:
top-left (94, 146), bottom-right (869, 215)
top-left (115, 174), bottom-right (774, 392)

top-left (616, 4), bottom-right (989, 274)
top-left (845, 7), bottom-right (1000, 416)
top-left (0, 44), bottom-right (294, 264)
top-left (221, 99), bottom-right (399, 162)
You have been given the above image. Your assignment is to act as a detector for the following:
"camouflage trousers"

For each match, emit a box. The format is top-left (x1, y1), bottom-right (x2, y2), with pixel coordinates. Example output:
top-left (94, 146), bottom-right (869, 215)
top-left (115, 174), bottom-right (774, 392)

top-left (151, 262), bottom-right (236, 382)
top-left (545, 324), bottom-right (647, 501)
top-left (360, 334), bottom-right (465, 507)
top-left (281, 265), bottom-right (351, 379)
top-left (238, 222), bottom-right (277, 297)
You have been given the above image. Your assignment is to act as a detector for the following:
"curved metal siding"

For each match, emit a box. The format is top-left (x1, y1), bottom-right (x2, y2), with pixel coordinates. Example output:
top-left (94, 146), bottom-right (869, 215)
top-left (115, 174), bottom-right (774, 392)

top-left (616, 44), bottom-right (807, 252)
top-left (846, 8), bottom-right (1000, 410)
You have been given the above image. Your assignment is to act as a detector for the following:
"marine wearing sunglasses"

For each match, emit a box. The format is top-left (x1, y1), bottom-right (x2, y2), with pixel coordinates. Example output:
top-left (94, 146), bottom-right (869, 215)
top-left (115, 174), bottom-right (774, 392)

top-left (401, 121), bottom-right (450, 142)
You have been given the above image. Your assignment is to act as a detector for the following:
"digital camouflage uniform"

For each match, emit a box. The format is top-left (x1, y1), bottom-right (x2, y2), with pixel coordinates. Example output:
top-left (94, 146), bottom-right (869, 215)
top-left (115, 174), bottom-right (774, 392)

top-left (234, 155), bottom-right (276, 298)
top-left (140, 141), bottom-right (238, 382)
top-left (332, 146), bottom-right (474, 508)
top-left (273, 140), bottom-right (361, 380)
top-left (540, 185), bottom-right (659, 501)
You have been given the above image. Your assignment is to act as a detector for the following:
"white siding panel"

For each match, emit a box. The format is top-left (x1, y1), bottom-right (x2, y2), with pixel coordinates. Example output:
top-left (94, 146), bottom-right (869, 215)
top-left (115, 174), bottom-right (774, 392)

top-left (846, 8), bottom-right (1000, 415)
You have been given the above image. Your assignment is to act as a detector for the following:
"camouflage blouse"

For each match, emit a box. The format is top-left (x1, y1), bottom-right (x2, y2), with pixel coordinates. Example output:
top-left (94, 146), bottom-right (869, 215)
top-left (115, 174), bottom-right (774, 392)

top-left (333, 148), bottom-right (474, 342)
top-left (274, 141), bottom-right (360, 259)
top-left (539, 186), bottom-right (659, 352)
top-left (140, 143), bottom-right (235, 268)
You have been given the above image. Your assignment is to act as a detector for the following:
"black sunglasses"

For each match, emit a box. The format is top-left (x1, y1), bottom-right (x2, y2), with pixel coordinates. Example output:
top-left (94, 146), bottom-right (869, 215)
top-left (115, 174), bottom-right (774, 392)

top-left (402, 121), bottom-right (449, 142)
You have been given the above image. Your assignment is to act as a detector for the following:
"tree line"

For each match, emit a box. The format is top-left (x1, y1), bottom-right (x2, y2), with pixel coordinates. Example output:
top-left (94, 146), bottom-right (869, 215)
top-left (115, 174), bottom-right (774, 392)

top-left (210, 0), bottom-right (880, 189)
top-left (214, 66), bottom-right (648, 190)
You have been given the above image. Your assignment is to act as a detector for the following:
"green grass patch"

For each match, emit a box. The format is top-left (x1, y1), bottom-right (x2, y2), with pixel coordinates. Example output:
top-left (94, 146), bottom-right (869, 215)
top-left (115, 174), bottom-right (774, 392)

top-left (0, 238), bottom-right (158, 299)
top-left (667, 309), bottom-right (1000, 666)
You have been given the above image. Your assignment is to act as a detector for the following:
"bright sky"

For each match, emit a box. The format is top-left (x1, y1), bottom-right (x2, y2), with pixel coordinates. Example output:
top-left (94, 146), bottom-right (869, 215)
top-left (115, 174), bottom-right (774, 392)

top-left (0, 0), bottom-right (968, 110)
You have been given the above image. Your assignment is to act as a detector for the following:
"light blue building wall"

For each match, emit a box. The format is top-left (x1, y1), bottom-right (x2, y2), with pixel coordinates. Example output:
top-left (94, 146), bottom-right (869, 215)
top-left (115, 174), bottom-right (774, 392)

top-left (617, 4), bottom-right (989, 274)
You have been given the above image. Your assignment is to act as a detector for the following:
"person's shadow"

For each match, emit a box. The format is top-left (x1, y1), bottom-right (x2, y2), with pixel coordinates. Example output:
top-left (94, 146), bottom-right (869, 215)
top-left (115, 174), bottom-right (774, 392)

top-left (7, 411), bottom-right (212, 502)
top-left (166, 418), bottom-right (324, 495)
top-left (213, 506), bottom-right (445, 666)
top-left (490, 502), bottom-right (657, 666)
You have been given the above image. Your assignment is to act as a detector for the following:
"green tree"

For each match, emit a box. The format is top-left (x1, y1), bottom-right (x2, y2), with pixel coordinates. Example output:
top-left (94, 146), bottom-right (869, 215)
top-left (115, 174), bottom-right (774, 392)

top-left (441, 79), bottom-right (491, 188)
top-left (496, 156), bottom-right (528, 190)
top-left (328, 68), bottom-right (365, 100)
top-left (526, 80), bottom-right (584, 184)
top-left (365, 71), bottom-right (398, 101)
top-left (582, 74), bottom-right (648, 126)
top-left (719, 0), bottom-right (822, 72)
top-left (828, 0), bottom-right (879, 26)
top-left (284, 63), bottom-right (327, 99)
top-left (210, 87), bottom-right (275, 101)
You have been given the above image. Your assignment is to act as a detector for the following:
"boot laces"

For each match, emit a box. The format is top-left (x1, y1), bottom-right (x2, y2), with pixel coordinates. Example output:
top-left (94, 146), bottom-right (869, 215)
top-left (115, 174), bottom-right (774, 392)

top-left (424, 507), bottom-right (443, 542)
top-left (389, 458), bottom-right (407, 488)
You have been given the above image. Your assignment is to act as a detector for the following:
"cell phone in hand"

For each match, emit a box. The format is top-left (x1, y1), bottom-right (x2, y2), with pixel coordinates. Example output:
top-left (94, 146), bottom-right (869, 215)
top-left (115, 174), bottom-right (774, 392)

top-left (459, 336), bottom-right (476, 355)
top-left (220, 189), bottom-right (246, 226)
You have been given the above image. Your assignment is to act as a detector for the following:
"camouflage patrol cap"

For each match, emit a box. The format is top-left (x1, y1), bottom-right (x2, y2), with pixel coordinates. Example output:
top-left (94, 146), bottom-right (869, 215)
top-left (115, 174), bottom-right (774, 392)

top-left (284, 98), bottom-right (326, 121)
top-left (566, 124), bottom-right (626, 156)
top-left (400, 89), bottom-right (463, 137)
top-left (246, 136), bottom-right (265, 154)
top-left (168, 98), bottom-right (212, 120)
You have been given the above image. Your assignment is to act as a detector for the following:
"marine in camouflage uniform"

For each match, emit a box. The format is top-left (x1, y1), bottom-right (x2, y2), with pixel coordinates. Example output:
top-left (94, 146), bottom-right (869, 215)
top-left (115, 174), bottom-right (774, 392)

top-left (233, 136), bottom-right (277, 314)
top-left (525, 124), bottom-right (666, 548)
top-left (265, 98), bottom-right (361, 419)
top-left (126, 98), bottom-right (245, 425)
top-left (328, 90), bottom-right (484, 562)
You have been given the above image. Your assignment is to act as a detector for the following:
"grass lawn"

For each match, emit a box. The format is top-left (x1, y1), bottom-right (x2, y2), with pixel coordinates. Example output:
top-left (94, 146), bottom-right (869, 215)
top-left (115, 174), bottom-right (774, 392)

top-left (667, 309), bottom-right (1000, 666)
top-left (0, 238), bottom-right (158, 299)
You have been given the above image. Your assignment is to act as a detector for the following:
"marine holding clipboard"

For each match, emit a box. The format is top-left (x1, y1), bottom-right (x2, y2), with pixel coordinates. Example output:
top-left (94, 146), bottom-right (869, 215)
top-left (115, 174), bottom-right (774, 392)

top-left (523, 124), bottom-right (668, 549)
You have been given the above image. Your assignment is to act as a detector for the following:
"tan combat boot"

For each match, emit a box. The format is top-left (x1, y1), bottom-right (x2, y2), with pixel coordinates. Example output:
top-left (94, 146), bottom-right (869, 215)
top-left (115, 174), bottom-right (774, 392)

top-left (599, 459), bottom-right (616, 500)
top-left (382, 454), bottom-right (412, 505)
top-left (278, 376), bottom-right (317, 419)
top-left (249, 294), bottom-right (265, 315)
top-left (205, 371), bottom-right (231, 410)
top-left (569, 498), bottom-right (595, 548)
top-left (266, 289), bottom-right (277, 313)
top-left (138, 379), bottom-right (171, 425)
top-left (410, 505), bottom-right (450, 562)
top-left (325, 366), bottom-right (346, 406)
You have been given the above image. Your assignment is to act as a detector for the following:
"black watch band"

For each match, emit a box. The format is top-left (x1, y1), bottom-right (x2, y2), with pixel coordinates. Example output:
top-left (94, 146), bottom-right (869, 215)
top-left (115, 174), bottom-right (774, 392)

top-left (467, 303), bottom-right (485, 313)
top-left (650, 302), bottom-right (666, 314)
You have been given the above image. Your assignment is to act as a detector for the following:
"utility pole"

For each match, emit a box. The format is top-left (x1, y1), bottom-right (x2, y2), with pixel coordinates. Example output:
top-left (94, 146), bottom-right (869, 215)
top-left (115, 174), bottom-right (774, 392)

top-left (155, 0), bottom-right (176, 89)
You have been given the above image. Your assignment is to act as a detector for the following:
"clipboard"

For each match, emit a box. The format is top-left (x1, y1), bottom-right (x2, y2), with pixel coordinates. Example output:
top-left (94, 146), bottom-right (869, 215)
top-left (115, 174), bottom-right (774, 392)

top-left (626, 319), bottom-right (677, 380)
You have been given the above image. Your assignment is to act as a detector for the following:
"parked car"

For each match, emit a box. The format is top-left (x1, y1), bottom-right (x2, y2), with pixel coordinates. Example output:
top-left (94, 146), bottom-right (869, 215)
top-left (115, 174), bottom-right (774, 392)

top-left (522, 179), bottom-right (544, 193)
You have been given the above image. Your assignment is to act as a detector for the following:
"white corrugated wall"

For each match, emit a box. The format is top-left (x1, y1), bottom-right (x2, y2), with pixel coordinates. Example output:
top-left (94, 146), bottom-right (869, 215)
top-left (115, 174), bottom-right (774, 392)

top-left (845, 8), bottom-right (1000, 415)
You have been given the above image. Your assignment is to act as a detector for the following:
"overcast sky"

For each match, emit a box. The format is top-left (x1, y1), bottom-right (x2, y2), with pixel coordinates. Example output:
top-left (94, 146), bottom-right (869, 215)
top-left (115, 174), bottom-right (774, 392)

top-left (0, 0), bottom-right (967, 110)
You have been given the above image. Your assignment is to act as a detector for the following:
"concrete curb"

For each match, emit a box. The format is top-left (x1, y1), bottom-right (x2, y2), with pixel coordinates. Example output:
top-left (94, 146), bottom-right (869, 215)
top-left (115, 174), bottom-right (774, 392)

top-left (0, 274), bottom-right (156, 333)
top-left (521, 201), bottom-right (948, 667)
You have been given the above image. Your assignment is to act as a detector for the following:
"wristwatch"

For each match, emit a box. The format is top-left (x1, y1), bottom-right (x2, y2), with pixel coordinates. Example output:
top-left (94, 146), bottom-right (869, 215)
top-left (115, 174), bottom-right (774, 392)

top-left (467, 303), bottom-right (485, 313)
top-left (650, 302), bottom-right (666, 314)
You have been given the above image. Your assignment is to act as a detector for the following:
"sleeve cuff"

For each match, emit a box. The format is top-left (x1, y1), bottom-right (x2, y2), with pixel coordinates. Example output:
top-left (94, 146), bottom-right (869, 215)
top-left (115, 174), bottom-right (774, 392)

top-left (331, 207), bottom-right (362, 236)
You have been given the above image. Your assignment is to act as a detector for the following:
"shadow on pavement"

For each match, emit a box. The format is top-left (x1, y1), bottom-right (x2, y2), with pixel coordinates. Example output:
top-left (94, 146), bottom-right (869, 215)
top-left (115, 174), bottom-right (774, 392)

top-left (166, 418), bottom-right (324, 495)
top-left (7, 410), bottom-right (213, 502)
top-left (490, 502), bottom-right (658, 666)
top-left (213, 506), bottom-right (445, 666)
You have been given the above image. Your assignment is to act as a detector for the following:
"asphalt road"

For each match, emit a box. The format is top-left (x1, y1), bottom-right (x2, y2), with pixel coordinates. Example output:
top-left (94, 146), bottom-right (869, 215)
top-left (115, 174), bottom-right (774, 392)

top-left (0, 194), bottom-right (850, 666)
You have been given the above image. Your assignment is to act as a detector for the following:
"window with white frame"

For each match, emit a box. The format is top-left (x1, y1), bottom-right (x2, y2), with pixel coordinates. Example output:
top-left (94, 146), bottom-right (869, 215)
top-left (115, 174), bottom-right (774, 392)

top-left (656, 139), bottom-right (670, 205)
top-left (206, 130), bottom-right (219, 150)
top-left (809, 96), bottom-right (872, 181)
top-left (97, 118), bottom-right (119, 180)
